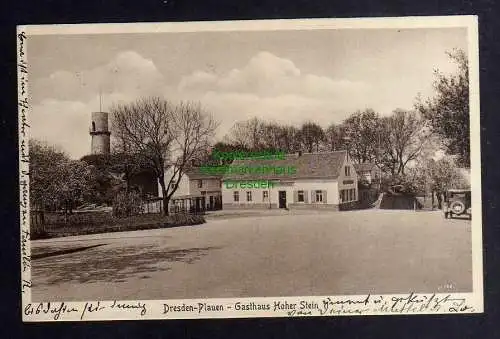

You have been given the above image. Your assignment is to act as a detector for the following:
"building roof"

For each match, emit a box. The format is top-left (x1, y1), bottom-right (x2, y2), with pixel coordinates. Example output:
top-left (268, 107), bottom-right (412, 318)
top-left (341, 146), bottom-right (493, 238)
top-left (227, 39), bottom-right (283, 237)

top-left (222, 151), bottom-right (348, 181)
top-left (185, 169), bottom-right (223, 180)
top-left (171, 194), bottom-right (206, 200)
top-left (353, 163), bottom-right (377, 173)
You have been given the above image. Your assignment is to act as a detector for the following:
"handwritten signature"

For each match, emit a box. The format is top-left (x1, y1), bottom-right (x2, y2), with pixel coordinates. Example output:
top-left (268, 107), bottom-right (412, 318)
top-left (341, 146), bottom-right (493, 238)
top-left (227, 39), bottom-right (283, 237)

top-left (24, 301), bottom-right (148, 321)
top-left (285, 293), bottom-right (474, 317)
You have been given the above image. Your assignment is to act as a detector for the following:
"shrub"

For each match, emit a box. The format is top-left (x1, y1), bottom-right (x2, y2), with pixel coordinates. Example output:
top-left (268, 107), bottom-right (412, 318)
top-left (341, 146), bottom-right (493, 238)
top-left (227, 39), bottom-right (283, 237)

top-left (112, 191), bottom-right (143, 218)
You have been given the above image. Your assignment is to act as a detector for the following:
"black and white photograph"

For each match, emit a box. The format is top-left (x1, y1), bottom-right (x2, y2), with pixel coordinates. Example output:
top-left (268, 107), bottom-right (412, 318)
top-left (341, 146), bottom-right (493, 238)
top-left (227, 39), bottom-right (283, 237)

top-left (18, 17), bottom-right (482, 321)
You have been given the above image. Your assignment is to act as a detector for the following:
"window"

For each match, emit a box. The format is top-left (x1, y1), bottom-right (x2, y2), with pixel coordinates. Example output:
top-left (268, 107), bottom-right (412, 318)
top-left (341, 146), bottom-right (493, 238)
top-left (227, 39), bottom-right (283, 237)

top-left (315, 190), bottom-right (323, 203)
top-left (297, 190), bottom-right (304, 202)
top-left (263, 191), bottom-right (269, 201)
top-left (197, 179), bottom-right (203, 188)
top-left (345, 166), bottom-right (351, 176)
top-left (91, 121), bottom-right (96, 132)
top-left (341, 189), bottom-right (356, 203)
top-left (233, 191), bottom-right (239, 202)
top-left (246, 191), bottom-right (252, 202)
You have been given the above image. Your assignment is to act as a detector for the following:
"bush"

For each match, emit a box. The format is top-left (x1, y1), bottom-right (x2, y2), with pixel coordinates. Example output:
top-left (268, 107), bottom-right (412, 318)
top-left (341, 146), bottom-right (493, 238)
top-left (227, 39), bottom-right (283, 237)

top-left (31, 212), bottom-right (206, 239)
top-left (112, 191), bottom-right (143, 218)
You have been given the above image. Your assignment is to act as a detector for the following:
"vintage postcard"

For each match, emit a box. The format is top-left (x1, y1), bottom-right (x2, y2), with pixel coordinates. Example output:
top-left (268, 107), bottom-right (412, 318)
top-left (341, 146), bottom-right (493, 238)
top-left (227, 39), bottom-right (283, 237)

top-left (18, 16), bottom-right (482, 321)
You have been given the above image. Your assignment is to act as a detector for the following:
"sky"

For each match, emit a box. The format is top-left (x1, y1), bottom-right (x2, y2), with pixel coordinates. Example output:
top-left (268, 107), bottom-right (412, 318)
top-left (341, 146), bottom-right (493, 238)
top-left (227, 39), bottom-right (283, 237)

top-left (27, 27), bottom-right (467, 159)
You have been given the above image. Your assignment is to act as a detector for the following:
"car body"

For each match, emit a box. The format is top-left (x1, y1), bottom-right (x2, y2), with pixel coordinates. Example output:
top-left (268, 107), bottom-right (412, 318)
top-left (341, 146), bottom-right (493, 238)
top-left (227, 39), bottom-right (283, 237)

top-left (443, 189), bottom-right (471, 219)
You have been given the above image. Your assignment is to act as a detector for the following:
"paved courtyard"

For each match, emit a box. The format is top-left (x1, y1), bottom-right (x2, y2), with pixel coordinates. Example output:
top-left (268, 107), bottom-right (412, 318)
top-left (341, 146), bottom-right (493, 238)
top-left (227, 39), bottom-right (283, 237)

top-left (30, 209), bottom-right (472, 301)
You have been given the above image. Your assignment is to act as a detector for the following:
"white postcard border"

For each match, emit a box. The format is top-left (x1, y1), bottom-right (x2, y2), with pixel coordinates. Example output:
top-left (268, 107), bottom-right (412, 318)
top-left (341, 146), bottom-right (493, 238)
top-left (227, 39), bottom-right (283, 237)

top-left (18, 15), bottom-right (483, 322)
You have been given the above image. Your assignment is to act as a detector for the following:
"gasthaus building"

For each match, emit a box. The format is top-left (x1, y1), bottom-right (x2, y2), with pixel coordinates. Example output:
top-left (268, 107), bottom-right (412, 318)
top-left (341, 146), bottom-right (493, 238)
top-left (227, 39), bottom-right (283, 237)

top-left (221, 150), bottom-right (359, 210)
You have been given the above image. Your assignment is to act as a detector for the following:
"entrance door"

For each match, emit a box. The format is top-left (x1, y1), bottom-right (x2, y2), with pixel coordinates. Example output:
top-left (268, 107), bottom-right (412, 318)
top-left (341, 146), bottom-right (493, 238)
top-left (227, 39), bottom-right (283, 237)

top-left (278, 191), bottom-right (287, 208)
top-left (209, 196), bottom-right (214, 210)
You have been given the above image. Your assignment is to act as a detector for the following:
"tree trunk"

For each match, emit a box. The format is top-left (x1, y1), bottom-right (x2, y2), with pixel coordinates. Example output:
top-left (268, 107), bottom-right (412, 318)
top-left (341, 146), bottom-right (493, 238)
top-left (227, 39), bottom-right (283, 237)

top-left (162, 195), bottom-right (170, 216)
top-left (158, 176), bottom-right (169, 216)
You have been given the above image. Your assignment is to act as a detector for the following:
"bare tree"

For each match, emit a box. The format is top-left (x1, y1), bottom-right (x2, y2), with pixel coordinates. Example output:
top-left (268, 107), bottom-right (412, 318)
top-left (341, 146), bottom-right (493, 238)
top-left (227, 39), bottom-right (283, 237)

top-left (378, 109), bottom-right (431, 176)
top-left (112, 97), bottom-right (217, 215)
top-left (298, 121), bottom-right (325, 152)
top-left (324, 123), bottom-right (348, 152)
top-left (225, 117), bottom-right (267, 150)
top-left (342, 109), bottom-right (381, 164)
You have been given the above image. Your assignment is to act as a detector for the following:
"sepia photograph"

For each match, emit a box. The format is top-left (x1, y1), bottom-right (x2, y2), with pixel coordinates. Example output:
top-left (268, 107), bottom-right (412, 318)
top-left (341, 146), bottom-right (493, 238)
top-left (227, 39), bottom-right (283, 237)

top-left (19, 17), bottom-right (482, 320)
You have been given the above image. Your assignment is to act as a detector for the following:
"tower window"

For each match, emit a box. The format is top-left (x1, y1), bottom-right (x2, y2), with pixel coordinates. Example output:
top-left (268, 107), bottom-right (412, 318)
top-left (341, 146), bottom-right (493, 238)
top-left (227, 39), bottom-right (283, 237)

top-left (92, 121), bottom-right (96, 131)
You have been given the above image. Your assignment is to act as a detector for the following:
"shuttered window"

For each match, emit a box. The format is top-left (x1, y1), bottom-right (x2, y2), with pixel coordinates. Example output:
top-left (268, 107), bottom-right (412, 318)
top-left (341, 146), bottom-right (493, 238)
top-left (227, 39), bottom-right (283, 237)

top-left (233, 191), bottom-right (239, 202)
top-left (315, 190), bottom-right (324, 203)
top-left (298, 190), bottom-right (305, 202)
top-left (246, 191), bottom-right (252, 202)
top-left (263, 191), bottom-right (269, 201)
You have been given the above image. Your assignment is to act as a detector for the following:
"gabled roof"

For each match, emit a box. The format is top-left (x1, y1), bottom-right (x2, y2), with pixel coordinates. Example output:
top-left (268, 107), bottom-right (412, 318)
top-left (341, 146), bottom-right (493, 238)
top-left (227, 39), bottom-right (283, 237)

top-left (223, 151), bottom-right (348, 181)
top-left (353, 163), bottom-right (378, 173)
top-left (185, 170), bottom-right (222, 180)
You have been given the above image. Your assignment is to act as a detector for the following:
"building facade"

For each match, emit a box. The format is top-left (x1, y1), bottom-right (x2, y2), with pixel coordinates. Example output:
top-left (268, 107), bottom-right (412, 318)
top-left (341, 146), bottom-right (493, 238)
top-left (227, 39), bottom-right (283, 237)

top-left (221, 151), bottom-right (358, 211)
top-left (157, 167), bottom-right (222, 213)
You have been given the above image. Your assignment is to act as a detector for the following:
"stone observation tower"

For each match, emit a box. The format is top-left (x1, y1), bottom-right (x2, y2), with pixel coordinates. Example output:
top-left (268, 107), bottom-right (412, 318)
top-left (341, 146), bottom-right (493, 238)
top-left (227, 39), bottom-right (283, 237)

top-left (90, 111), bottom-right (111, 155)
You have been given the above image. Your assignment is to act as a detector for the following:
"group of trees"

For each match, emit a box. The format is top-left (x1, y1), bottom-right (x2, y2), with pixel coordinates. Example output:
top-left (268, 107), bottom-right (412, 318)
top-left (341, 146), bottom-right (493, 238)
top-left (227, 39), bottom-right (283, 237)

top-left (29, 140), bottom-right (97, 218)
top-left (30, 49), bottom-right (469, 216)
top-left (217, 49), bottom-right (470, 196)
top-left (221, 108), bottom-right (434, 178)
top-left (416, 49), bottom-right (470, 168)
top-left (30, 97), bottom-right (218, 217)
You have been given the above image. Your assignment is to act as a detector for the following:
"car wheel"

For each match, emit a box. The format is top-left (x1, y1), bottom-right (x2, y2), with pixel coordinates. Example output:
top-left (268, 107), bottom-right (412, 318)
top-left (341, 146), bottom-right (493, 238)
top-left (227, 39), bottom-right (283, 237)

top-left (449, 201), bottom-right (466, 215)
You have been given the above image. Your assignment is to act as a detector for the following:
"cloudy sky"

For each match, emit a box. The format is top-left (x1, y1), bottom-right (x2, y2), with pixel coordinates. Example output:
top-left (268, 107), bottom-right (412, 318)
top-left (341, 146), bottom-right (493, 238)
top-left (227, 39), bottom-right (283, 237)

top-left (28, 27), bottom-right (467, 159)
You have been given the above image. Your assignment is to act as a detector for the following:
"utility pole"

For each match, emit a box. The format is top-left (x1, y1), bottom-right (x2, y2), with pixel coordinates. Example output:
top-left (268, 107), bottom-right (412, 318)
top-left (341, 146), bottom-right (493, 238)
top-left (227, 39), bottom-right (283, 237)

top-left (343, 134), bottom-right (352, 162)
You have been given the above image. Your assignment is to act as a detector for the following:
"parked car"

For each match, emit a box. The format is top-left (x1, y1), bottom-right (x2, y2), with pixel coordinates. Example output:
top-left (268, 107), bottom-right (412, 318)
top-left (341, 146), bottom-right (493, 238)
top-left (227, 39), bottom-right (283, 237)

top-left (443, 189), bottom-right (471, 219)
